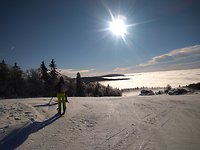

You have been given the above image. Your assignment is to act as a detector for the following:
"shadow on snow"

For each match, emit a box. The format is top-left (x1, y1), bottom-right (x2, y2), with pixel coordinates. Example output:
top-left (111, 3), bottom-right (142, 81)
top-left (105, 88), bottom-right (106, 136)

top-left (0, 113), bottom-right (61, 149)
top-left (34, 102), bottom-right (58, 107)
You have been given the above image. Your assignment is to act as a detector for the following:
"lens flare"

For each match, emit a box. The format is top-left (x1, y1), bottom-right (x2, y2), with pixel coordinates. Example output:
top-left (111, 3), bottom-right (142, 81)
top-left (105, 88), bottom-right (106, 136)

top-left (109, 16), bottom-right (127, 38)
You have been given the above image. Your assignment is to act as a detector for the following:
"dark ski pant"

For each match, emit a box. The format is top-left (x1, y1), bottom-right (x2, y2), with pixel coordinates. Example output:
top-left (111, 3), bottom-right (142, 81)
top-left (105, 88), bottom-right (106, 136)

top-left (57, 92), bottom-right (66, 113)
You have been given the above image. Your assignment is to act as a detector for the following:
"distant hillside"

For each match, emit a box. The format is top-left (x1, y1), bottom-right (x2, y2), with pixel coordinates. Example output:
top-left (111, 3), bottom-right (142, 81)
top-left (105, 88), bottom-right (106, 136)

top-left (80, 74), bottom-right (129, 84)
top-left (100, 74), bottom-right (125, 77)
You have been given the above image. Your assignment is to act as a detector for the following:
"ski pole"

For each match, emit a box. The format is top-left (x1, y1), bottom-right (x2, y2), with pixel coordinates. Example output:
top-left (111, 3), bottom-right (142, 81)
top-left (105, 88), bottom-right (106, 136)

top-left (48, 96), bottom-right (53, 105)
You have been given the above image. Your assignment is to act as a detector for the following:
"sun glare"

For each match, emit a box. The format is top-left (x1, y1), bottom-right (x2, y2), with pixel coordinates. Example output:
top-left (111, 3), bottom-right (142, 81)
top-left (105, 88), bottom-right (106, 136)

top-left (97, 5), bottom-right (156, 47)
top-left (109, 16), bottom-right (127, 38)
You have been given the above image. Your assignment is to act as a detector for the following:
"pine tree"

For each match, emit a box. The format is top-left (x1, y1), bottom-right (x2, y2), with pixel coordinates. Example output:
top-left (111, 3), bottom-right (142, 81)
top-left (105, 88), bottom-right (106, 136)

top-left (40, 61), bottom-right (51, 83)
top-left (105, 84), bottom-right (110, 96)
top-left (68, 79), bottom-right (76, 96)
top-left (2, 59), bottom-right (5, 65)
top-left (40, 60), bottom-right (59, 96)
top-left (40, 61), bottom-right (48, 75)
top-left (40, 61), bottom-right (52, 96)
top-left (0, 60), bottom-right (9, 97)
top-left (0, 60), bottom-right (8, 81)
top-left (76, 72), bottom-right (84, 96)
top-left (94, 82), bottom-right (100, 96)
top-left (49, 59), bottom-right (58, 81)
top-left (26, 69), bottom-right (45, 96)
top-left (166, 84), bottom-right (172, 91)
top-left (9, 62), bottom-right (24, 97)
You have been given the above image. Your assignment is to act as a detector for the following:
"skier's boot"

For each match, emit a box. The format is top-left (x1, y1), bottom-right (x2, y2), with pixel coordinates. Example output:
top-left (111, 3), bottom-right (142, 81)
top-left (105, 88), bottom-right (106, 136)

top-left (62, 107), bottom-right (66, 115)
top-left (65, 97), bottom-right (69, 103)
top-left (57, 108), bottom-right (61, 115)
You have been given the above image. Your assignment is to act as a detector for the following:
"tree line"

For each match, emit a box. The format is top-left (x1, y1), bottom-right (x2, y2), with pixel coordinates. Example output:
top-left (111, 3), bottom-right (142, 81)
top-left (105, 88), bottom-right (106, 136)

top-left (0, 59), bottom-right (122, 98)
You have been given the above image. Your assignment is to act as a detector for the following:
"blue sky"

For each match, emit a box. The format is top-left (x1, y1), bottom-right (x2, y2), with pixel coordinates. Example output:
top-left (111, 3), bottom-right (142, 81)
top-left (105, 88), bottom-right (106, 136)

top-left (1, 0), bottom-right (200, 77)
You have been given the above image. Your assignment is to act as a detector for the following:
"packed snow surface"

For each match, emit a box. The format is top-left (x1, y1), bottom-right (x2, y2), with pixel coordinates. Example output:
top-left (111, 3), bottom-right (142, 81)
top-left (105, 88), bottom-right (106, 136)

top-left (1, 94), bottom-right (200, 150)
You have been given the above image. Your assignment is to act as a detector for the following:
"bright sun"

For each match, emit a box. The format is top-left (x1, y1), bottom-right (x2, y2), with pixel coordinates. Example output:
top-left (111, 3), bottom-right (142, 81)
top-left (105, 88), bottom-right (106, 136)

top-left (109, 16), bottom-right (127, 38)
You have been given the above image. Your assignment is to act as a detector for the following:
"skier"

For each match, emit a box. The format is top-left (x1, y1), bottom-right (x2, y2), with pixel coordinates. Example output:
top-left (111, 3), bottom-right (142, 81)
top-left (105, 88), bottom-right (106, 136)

top-left (55, 76), bottom-right (66, 115)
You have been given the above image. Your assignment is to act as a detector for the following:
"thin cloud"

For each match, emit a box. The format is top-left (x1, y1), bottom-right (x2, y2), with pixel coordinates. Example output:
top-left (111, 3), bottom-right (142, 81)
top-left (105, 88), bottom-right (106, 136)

top-left (113, 67), bottom-right (130, 73)
top-left (57, 45), bottom-right (200, 77)
top-left (139, 45), bottom-right (200, 67)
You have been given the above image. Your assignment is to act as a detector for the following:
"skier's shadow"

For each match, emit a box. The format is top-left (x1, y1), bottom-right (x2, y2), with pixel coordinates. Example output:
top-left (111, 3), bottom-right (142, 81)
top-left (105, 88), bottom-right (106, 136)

top-left (0, 113), bottom-right (61, 149)
top-left (34, 102), bottom-right (58, 107)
